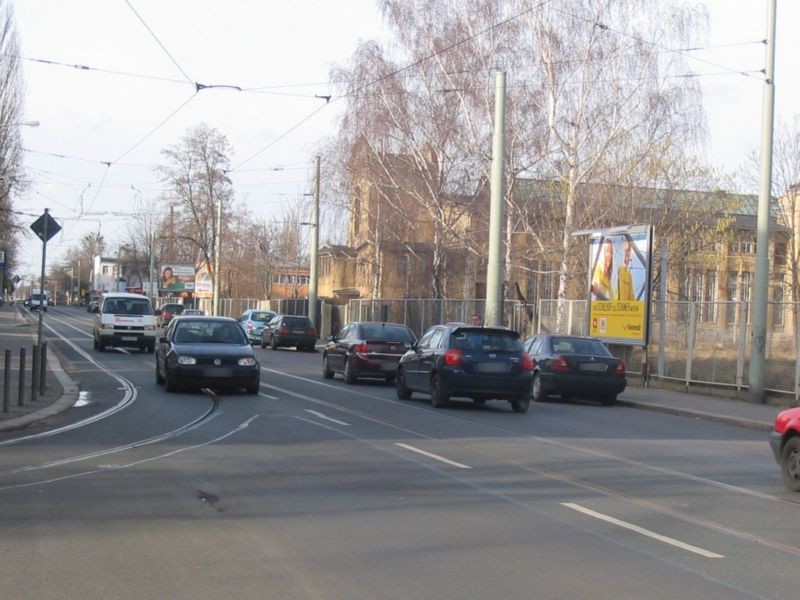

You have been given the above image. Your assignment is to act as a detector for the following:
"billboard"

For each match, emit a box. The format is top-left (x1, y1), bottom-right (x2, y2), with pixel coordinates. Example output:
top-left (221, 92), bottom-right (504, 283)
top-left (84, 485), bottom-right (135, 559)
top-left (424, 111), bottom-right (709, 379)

top-left (159, 264), bottom-right (195, 292)
top-left (194, 262), bottom-right (213, 298)
top-left (587, 225), bottom-right (653, 346)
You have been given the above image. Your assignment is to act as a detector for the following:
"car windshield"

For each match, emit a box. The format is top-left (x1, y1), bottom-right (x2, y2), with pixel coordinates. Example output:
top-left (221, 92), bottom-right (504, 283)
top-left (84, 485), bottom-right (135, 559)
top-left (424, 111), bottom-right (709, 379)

top-left (251, 312), bottom-right (274, 323)
top-left (163, 304), bottom-right (184, 313)
top-left (550, 337), bottom-right (611, 356)
top-left (104, 298), bottom-right (152, 315)
top-left (358, 324), bottom-right (415, 342)
top-left (450, 330), bottom-right (522, 352)
top-left (283, 316), bottom-right (312, 327)
top-left (173, 321), bottom-right (247, 345)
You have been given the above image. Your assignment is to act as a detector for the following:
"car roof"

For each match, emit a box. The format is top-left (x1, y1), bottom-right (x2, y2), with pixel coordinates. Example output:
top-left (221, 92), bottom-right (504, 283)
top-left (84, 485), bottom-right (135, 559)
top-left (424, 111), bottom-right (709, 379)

top-left (173, 316), bottom-right (237, 323)
top-left (101, 292), bottom-right (149, 299)
top-left (351, 321), bottom-right (411, 327)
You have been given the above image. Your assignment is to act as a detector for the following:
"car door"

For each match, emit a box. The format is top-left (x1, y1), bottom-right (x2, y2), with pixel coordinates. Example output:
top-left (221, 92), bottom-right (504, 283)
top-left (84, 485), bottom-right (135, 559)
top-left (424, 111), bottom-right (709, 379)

top-left (404, 328), bottom-right (436, 389)
top-left (329, 324), bottom-right (352, 372)
top-left (418, 329), bottom-right (445, 391)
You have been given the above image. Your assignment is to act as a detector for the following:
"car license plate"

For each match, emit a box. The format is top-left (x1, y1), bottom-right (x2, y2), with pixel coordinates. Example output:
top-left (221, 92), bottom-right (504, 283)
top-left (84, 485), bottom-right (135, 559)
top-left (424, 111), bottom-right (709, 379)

top-left (380, 363), bottom-right (396, 372)
top-left (121, 336), bottom-right (137, 342)
top-left (203, 368), bottom-right (232, 378)
top-left (477, 362), bottom-right (508, 373)
top-left (291, 329), bottom-right (305, 334)
top-left (579, 363), bottom-right (607, 372)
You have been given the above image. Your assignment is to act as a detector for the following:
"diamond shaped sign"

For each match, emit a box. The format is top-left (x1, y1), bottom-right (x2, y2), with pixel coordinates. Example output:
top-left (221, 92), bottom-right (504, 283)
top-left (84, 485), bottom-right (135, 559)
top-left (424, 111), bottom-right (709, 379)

top-left (30, 212), bottom-right (61, 243)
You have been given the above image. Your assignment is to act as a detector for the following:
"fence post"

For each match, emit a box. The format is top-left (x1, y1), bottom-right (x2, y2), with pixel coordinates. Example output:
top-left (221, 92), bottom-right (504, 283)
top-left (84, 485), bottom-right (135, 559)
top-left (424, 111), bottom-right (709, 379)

top-left (421, 300), bottom-right (426, 332)
top-left (403, 299), bottom-right (408, 328)
top-left (567, 300), bottom-right (574, 335)
top-left (736, 302), bottom-right (746, 392)
top-left (686, 302), bottom-right (697, 391)
top-left (31, 344), bottom-right (39, 403)
top-left (3, 350), bottom-right (10, 413)
top-left (40, 341), bottom-right (47, 394)
top-left (18, 347), bottom-right (25, 407)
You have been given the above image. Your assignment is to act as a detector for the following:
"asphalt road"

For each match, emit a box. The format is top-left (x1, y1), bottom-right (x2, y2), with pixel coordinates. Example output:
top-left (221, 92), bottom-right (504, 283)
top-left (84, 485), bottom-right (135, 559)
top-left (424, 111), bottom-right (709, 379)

top-left (0, 306), bottom-right (797, 600)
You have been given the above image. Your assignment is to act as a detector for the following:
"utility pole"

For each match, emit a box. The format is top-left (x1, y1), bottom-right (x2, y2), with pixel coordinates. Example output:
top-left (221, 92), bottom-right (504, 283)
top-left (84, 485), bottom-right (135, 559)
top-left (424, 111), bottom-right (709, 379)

top-left (212, 189), bottom-right (222, 316)
top-left (748, 0), bottom-right (777, 403)
top-left (484, 70), bottom-right (506, 327)
top-left (36, 209), bottom-right (49, 346)
top-left (308, 156), bottom-right (320, 335)
top-left (77, 259), bottom-right (81, 304)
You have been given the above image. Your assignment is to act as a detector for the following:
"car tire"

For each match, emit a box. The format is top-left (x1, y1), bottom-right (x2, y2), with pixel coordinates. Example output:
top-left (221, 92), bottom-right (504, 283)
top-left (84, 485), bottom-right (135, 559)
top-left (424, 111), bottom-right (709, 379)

top-left (97, 339), bottom-right (106, 352)
top-left (600, 393), bottom-right (617, 406)
top-left (155, 363), bottom-right (165, 385)
top-left (531, 374), bottom-right (547, 402)
top-left (430, 373), bottom-right (449, 408)
top-left (560, 391), bottom-right (573, 401)
top-left (472, 398), bottom-right (486, 406)
top-left (164, 367), bottom-right (177, 393)
top-left (270, 336), bottom-right (277, 350)
top-left (307, 345), bottom-right (316, 353)
top-left (147, 345), bottom-right (155, 354)
top-left (93, 335), bottom-right (98, 350)
top-left (384, 373), bottom-right (396, 384)
top-left (511, 395), bottom-right (530, 413)
top-left (781, 437), bottom-right (800, 492)
top-left (246, 378), bottom-right (260, 395)
top-left (322, 355), bottom-right (334, 379)
top-left (260, 336), bottom-right (266, 349)
top-left (396, 369), bottom-right (412, 400)
top-left (343, 359), bottom-right (356, 384)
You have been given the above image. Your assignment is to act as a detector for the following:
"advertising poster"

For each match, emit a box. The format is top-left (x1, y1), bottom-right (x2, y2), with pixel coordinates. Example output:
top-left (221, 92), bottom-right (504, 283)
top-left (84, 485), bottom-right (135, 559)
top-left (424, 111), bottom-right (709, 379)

top-left (194, 262), bottom-right (213, 298)
top-left (587, 225), bottom-right (653, 345)
top-left (159, 264), bottom-right (195, 292)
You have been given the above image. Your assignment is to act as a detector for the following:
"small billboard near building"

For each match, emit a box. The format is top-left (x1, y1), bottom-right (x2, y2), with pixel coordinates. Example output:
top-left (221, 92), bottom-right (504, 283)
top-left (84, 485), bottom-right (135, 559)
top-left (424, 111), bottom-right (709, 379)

top-left (194, 262), bottom-right (213, 298)
top-left (159, 264), bottom-right (195, 292)
top-left (587, 225), bottom-right (653, 346)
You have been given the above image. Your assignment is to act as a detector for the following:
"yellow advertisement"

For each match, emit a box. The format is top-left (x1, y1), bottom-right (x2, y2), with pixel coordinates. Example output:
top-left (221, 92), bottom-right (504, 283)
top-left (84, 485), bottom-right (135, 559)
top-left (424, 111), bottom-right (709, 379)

top-left (587, 226), bottom-right (652, 346)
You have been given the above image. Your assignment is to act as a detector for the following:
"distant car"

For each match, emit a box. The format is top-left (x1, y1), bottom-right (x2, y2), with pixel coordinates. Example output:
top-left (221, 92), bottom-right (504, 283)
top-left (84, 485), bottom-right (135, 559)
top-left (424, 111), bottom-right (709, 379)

top-left (260, 314), bottom-right (316, 351)
top-left (182, 309), bottom-right (204, 316)
top-left (238, 309), bottom-right (276, 345)
top-left (769, 407), bottom-right (800, 492)
top-left (396, 323), bottom-right (534, 412)
top-left (157, 303), bottom-right (184, 327)
top-left (523, 334), bottom-right (626, 405)
top-left (322, 321), bottom-right (416, 384)
top-left (87, 300), bottom-right (99, 313)
top-left (92, 293), bottom-right (157, 353)
top-left (155, 316), bottom-right (260, 394)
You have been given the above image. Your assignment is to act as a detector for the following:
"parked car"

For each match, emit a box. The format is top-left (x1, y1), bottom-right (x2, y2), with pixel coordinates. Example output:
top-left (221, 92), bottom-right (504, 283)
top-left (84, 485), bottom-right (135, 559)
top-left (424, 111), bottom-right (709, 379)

top-left (157, 303), bottom-right (184, 327)
top-left (769, 407), bottom-right (800, 492)
top-left (322, 321), bottom-right (416, 384)
top-left (260, 314), bottom-right (316, 351)
top-left (92, 293), bottom-right (157, 353)
top-left (523, 334), bottom-right (626, 405)
top-left (155, 316), bottom-right (260, 394)
top-left (396, 324), bottom-right (534, 412)
top-left (238, 309), bottom-right (276, 345)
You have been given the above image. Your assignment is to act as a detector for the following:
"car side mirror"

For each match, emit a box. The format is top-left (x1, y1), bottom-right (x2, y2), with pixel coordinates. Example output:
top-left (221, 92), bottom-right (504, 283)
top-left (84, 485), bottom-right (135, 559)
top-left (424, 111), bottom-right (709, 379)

top-left (403, 341), bottom-right (414, 349)
top-left (158, 336), bottom-right (168, 344)
top-left (326, 335), bottom-right (336, 342)
top-left (154, 309), bottom-right (162, 316)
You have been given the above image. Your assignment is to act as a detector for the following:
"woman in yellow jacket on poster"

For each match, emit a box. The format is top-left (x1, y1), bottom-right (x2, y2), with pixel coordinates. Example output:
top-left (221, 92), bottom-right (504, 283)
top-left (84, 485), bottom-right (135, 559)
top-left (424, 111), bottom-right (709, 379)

top-left (591, 239), bottom-right (615, 301)
top-left (617, 240), bottom-right (635, 301)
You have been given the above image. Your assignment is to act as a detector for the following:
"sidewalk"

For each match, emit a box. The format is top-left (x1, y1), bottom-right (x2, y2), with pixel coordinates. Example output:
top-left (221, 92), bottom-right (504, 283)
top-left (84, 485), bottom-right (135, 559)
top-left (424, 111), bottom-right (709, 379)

top-left (0, 304), bottom-right (78, 432)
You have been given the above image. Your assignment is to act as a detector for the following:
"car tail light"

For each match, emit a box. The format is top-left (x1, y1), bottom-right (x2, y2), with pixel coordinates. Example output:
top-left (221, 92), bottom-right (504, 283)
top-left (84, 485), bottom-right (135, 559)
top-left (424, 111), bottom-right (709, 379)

top-left (521, 354), bottom-right (534, 370)
top-left (444, 349), bottom-right (463, 366)
top-left (277, 327), bottom-right (288, 335)
top-left (355, 342), bottom-right (368, 354)
top-left (613, 360), bottom-right (626, 376)
top-left (163, 311), bottom-right (172, 319)
top-left (308, 328), bottom-right (317, 337)
top-left (247, 321), bottom-right (254, 330)
top-left (551, 355), bottom-right (570, 372)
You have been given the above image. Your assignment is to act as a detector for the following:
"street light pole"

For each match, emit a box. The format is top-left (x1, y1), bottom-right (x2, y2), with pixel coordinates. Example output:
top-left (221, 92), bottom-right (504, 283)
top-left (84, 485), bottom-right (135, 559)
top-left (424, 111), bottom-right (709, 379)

top-left (212, 189), bottom-right (223, 316)
top-left (308, 156), bottom-right (320, 335)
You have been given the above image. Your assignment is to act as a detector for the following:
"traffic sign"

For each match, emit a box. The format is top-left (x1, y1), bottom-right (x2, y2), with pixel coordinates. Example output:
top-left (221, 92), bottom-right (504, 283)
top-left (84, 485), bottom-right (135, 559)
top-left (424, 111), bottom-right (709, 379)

top-left (30, 212), bottom-right (61, 242)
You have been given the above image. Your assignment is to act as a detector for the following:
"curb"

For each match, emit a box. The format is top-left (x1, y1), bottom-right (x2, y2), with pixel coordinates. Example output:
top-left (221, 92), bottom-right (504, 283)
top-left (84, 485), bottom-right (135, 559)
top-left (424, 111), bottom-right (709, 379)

top-left (615, 398), bottom-right (774, 432)
top-left (0, 309), bottom-right (80, 432)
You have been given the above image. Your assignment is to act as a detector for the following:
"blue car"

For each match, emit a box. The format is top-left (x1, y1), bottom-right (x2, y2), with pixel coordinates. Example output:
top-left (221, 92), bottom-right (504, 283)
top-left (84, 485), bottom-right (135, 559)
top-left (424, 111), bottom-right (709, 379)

top-left (238, 309), bottom-right (276, 345)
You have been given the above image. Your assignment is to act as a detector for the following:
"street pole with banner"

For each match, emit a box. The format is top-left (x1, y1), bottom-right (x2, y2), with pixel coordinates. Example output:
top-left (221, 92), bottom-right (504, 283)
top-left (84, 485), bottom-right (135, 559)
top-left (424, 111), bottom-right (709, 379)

top-left (30, 209), bottom-right (62, 346)
top-left (0, 249), bottom-right (5, 301)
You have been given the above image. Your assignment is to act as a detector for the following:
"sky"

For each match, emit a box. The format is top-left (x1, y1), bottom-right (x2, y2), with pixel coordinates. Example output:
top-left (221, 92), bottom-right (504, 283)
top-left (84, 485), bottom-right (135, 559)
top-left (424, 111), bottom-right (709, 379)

top-left (8, 0), bottom-right (800, 280)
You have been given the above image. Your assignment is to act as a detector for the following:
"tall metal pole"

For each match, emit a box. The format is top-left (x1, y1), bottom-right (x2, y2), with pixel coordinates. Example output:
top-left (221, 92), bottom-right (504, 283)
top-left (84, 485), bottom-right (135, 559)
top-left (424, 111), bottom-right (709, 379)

top-left (212, 189), bottom-right (222, 316)
top-left (149, 234), bottom-right (156, 301)
top-left (484, 71), bottom-right (506, 327)
top-left (657, 243), bottom-right (668, 378)
top-left (308, 156), bottom-right (320, 334)
top-left (77, 258), bottom-right (81, 305)
top-left (748, 0), bottom-right (777, 403)
top-left (37, 209), bottom-right (48, 346)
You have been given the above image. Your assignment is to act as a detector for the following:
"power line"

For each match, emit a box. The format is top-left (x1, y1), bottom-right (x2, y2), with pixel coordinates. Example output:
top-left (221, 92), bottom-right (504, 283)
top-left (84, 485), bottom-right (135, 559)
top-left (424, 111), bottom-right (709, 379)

top-left (124, 0), bottom-right (193, 85)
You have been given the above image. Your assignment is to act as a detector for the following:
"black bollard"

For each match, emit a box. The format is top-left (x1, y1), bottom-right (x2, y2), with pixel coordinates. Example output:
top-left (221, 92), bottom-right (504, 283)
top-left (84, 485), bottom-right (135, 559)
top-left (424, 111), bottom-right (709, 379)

top-left (31, 344), bottom-right (39, 403)
top-left (40, 342), bottom-right (47, 394)
top-left (2, 350), bottom-right (9, 413)
top-left (17, 347), bottom-right (25, 407)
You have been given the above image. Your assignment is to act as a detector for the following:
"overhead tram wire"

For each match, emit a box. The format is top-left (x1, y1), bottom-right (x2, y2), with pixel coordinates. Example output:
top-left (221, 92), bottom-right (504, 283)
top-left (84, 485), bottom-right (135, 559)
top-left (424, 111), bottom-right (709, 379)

top-left (124, 0), bottom-right (193, 85)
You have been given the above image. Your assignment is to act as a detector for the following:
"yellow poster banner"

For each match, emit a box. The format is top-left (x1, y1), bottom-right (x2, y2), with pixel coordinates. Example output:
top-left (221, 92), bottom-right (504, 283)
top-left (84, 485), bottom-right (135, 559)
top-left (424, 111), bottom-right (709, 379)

top-left (589, 300), bottom-right (646, 341)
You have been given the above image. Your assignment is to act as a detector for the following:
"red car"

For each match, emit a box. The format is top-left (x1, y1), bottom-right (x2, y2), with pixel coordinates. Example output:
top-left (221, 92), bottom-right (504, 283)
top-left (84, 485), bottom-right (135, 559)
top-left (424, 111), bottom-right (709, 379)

top-left (769, 406), bottom-right (800, 491)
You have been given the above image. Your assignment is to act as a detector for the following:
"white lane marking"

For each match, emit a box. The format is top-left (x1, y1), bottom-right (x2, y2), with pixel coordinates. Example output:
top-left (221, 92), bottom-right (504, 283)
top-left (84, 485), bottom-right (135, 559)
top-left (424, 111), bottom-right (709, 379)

top-left (73, 391), bottom-right (91, 407)
top-left (562, 503), bottom-right (725, 559)
top-left (259, 390), bottom-right (279, 400)
top-left (304, 409), bottom-right (350, 427)
top-left (0, 415), bottom-right (259, 491)
top-left (395, 443), bottom-right (471, 469)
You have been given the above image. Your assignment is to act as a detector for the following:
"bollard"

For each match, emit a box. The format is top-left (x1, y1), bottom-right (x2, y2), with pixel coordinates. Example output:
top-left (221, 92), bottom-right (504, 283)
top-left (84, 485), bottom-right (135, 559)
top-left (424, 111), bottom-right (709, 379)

top-left (17, 347), bottom-right (25, 407)
top-left (40, 341), bottom-right (47, 394)
top-left (2, 350), bottom-right (9, 413)
top-left (31, 344), bottom-right (39, 403)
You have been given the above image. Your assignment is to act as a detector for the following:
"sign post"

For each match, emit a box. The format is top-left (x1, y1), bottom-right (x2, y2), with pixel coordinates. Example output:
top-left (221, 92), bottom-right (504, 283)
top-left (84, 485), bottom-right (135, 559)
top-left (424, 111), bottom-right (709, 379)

top-left (30, 209), bottom-right (62, 346)
top-left (0, 249), bottom-right (5, 302)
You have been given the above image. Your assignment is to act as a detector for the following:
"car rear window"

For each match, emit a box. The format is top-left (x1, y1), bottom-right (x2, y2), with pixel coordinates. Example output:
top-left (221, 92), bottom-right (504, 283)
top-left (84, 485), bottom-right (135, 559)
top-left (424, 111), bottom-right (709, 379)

top-left (450, 330), bottom-right (522, 352)
top-left (173, 321), bottom-right (247, 345)
top-left (283, 316), bottom-right (312, 328)
top-left (550, 337), bottom-right (611, 356)
top-left (251, 312), bottom-right (274, 323)
top-left (358, 324), bottom-right (415, 342)
top-left (104, 298), bottom-right (153, 315)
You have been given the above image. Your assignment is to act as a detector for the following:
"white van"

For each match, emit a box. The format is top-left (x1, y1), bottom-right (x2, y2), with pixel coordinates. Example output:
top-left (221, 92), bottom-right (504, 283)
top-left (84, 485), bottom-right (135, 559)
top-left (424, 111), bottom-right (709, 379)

top-left (29, 289), bottom-right (49, 311)
top-left (92, 292), bottom-right (157, 352)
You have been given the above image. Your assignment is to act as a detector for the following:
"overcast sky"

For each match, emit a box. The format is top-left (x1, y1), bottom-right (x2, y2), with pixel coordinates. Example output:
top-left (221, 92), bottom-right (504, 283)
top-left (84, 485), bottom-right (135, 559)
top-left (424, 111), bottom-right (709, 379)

top-left (10, 0), bottom-right (799, 279)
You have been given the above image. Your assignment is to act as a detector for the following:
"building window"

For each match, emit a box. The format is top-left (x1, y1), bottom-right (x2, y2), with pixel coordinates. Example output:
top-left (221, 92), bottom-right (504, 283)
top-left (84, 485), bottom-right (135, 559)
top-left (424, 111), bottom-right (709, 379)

top-left (773, 285), bottom-right (785, 327)
top-left (728, 241), bottom-right (739, 254)
top-left (102, 266), bottom-right (109, 275)
top-left (774, 241), bottom-right (787, 267)
top-left (726, 271), bottom-right (738, 324)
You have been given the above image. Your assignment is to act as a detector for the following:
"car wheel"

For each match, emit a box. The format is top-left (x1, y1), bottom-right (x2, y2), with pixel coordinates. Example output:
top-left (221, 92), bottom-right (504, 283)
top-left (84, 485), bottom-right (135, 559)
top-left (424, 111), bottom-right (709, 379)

top-left (322, 355), bottom-right (334, 379)
top-left (384, 373), bottom-right (396, 384)
top-left (510, 395), bottom-right (530, 413)
top-left (306, 345), bottom-right (316, 353)
top-left (531, 374), bottom-right (547, 402)
top-left (472, 398), bottom-right (486, 406)
top-left (260, 336), bottom-right (266, 349)
top-left (164, 367), bottom-right (177, 393)
top-left (396, 369), bottom-right (412, 400)
top-left (93, 335), bottom-right (98, 350)
top-left (430, 373), bottom-right (449, 408)
top-left (246, 377), bottom-right (260, 395)
top-left (97, 339), bottom-right (106, 352)
top-left (147, 345), bottom-right (155, 354)
top-left (155, 362), bottom-right (165, 385)
top-left (560, 391), bottom-right (573, 401)
top-left (781, 437), bottom-right (800, 492)
top-left (270, 336), bottom-right (277, 350)
top-left (600, 393), bottom-right (617, 406)
top-left (343, 359), bottom-right (356, 384)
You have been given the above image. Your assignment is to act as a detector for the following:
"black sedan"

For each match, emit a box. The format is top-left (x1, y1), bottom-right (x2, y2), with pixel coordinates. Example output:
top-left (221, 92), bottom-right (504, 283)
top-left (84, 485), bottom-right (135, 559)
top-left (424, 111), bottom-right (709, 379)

top-left (524, 334), bottom-right (626, 405)
top-left (396, 324), bottom-right (534, 412)
top-left (322, 321), bottom-right (416, 383)
top-left (155, 316), bottom-right (260, 394)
